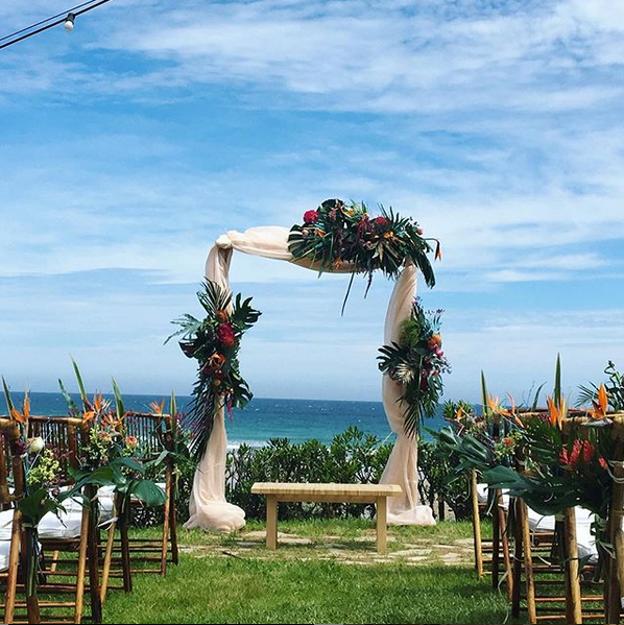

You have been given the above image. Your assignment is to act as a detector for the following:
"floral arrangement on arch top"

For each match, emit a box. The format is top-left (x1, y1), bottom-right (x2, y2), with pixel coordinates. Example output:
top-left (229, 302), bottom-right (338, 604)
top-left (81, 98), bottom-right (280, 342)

top-left (288, 199), bottom-right (442, 312)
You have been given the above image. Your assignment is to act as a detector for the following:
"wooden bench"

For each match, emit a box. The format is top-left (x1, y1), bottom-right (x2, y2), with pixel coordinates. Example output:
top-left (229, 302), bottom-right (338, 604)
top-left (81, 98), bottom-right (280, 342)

top-left (250, 482), bottom-right (402, 555)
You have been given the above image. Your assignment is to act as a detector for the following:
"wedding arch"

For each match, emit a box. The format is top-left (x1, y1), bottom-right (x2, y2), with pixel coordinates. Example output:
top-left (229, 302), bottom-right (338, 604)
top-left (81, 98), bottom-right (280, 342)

top-left (177, 199), bottom-right (445, 531)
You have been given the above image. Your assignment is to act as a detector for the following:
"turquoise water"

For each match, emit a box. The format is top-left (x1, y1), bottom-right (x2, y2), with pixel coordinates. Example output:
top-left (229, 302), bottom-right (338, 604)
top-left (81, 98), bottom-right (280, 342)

top-left (5, 393), bottom-right (445, 446)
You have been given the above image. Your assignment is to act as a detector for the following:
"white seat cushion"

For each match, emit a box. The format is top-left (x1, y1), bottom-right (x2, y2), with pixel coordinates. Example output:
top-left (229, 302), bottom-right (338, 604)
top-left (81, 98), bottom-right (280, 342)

top-left (0, 510), bottom-right (14, 542)
top-left (527, 507), bottom-right (556, 531)
top-left (476, 483), bottom-right (488, 504)
top-left (476, 483), bottom-right (510, 509)
top-left (39, 510), bottom-right (83, 540)
top-left (0, 540), bottom-right (11, 572)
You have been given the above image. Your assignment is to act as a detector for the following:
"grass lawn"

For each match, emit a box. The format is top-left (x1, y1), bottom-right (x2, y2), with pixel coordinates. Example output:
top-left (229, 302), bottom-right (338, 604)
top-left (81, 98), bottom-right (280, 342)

top-left (102, 519), bottom-right (511, 624)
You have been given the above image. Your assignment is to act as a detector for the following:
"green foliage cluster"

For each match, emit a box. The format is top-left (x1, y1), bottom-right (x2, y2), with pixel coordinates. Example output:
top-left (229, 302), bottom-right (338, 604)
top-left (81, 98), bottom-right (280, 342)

top-left (225, 427), bottom-right (393, 520)
top-left (417, 438), bottom-right (471, 520)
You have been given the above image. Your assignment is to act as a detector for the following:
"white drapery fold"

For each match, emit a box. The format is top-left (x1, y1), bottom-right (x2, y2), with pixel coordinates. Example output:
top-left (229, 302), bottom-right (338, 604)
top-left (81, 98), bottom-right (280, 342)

top-left (379, 264), bottom-right (435, 525)
top-left (185, 226), bottom-right (434, 531)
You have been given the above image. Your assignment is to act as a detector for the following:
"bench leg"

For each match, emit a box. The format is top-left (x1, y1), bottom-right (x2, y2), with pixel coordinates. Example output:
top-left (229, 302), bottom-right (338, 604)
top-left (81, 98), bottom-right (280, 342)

top-left (266, 495), bottom-right (278, 550)
top-left (376, 496), bottom-right (387, 555)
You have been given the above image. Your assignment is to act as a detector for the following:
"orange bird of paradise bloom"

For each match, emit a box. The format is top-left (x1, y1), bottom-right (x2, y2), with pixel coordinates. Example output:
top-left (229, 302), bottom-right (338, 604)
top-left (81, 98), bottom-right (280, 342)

top-left (454, 405), bottom-right (466, 421)
top-left (547, 395), bottom-right (567, 429)
top-left (505, 394), bottom-right (525, 428)
top-left (82, 393), bottom-right (110, 423)
top-left (487, 395), bottom-right (511, 418)
top-left (150, 400), bottom-right (165, 415)
top-left (11, 392), bottom-right (30, 424)
top-left (590, 384), bottom-right (609, 420)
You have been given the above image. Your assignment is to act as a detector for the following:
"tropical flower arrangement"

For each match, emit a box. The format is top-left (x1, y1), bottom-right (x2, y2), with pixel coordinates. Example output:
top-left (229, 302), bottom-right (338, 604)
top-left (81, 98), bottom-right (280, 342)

top-left (439, 360), bottom-right (617, 521)
top-left (288, 199), bottom-right (441, 313)
top-left (59, 363), bottom-right (166, 508)
top-left (2, 379), bottom-right (65, 600)
top-left (377, 299), bottom-right (450, 437)
top-left (168, 280), bottom-right (261, 459)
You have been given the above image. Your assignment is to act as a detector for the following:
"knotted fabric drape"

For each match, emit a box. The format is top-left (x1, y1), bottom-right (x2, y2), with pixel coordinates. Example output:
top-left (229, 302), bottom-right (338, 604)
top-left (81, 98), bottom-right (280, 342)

top-left (184, 226), bottom-right (435, 531)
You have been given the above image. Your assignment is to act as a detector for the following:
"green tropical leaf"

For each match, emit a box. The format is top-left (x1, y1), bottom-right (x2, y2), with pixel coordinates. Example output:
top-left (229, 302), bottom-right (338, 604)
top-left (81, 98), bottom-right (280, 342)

top-left (72, 358), bottom-right (89, 410)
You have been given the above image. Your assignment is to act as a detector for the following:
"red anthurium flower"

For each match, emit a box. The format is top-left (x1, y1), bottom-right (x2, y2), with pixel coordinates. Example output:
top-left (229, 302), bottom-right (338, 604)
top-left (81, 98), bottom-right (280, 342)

top-left (216, 323), bottom-right (236, 348)
top-left (303, 210), bottom-right (319, 224)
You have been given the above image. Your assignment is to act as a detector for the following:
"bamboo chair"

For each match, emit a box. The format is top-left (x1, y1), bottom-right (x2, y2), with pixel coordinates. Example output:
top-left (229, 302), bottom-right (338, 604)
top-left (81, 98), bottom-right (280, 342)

top-left (470, 474), bottom-right (513, 599)
top-left (27, 415), bottom-right (105, 624)
top-left (100, 412), bottom-right (177, 600)
top-left (511, 498), bottom-right (605, 625)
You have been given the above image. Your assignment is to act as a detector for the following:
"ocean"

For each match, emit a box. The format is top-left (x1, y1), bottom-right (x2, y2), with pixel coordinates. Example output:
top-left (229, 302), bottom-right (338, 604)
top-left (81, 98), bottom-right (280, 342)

top-left (4, 392), bottom-right (446, 447)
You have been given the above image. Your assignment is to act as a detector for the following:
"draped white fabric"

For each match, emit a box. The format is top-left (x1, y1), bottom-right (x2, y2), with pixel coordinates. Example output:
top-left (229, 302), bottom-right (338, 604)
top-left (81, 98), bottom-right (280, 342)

top-left (379, 264), bottom-right (435, 525)
top-left (184, 226), bottom-right (434, 531)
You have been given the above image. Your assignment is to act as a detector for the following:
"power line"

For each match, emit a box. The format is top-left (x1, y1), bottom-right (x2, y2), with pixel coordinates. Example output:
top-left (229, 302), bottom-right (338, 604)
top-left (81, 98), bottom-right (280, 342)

top-left (0, 0), bottom-right (115, 51)
top-left (0, 1), bottom-right (97, 44)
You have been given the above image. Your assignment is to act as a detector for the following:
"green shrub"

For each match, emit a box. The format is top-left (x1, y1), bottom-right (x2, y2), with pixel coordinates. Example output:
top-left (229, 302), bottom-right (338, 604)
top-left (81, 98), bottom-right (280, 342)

top-left (225, 427), bottom-right (392, 520)
top-left (417, 439), bottom-right (471, 520)
top-left (131, 425), bottom-right (472, 526)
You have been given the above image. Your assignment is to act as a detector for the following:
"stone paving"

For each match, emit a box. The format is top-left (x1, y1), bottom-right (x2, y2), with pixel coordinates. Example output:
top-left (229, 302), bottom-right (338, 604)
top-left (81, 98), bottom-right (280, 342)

top-left (180, 528), bottom-right (474, 567)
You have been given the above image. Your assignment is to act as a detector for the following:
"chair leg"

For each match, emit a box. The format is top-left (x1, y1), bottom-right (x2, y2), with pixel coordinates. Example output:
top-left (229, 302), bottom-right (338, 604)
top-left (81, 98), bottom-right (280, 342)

top-left (160, 478), bottom-right (171, 576)
top-left (499, 502), bottom-right (513, 601)
top-left (118, 503), bottom-right (133, 592)
top-left (492, 489), bottom-right (500, 590)
top-left (169, 479), bottom-right (179, 566)
top-left (470, 470), bottom-right (484, 577)
top-left (511, 498), bottom-right (522, 618)
top-left (563, 507), bottom-right (583, 625)
top-left (74, 507), bottom-right (90, 624)
top-left (519, 499), bottom-right (537, 625)
top-left (4, 511), bottom-right (22, 624)
top-left (84, 490), bottom-right (103, 624)
top-left (99, 521), bottom-right (116, 604)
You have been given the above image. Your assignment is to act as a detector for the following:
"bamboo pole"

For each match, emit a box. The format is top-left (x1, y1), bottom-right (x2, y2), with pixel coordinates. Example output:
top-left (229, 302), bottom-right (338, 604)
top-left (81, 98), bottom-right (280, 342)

top-left (563, 506), bottom-right (583, 625)
top-left (607, 434), bottom-right (624, 624)
top-left (511, 497), bottom-right (522, 618)
top-left (498, 493), bottom-right (513, 601)
top-left (470, 470), bottom-right (484, 578)
top-left (492, 488), bottom-right (501, 590)
top-left (518, 498), bottom-right (537, 624)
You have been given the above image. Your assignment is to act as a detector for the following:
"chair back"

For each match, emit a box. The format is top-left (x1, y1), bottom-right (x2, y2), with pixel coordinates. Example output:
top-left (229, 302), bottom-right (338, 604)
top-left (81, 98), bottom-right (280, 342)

top-left (123, 412), bottom-right (174, 460)
top-left (27, 416), bottom-right (85, 485)
top-left (0, 419), bottom-right (26, 507)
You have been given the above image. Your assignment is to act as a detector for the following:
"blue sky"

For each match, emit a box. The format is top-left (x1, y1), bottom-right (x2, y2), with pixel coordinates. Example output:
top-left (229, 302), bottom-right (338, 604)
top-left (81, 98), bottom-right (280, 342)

top-left (1, 0), bottom-right (624, 403)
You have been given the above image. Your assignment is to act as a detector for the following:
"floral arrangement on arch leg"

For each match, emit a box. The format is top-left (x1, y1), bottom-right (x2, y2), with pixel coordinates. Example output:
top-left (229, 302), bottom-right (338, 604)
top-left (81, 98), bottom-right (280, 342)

top-left (288, 199), bottom-right (442, 313)
top-left (168, 280), bottom-right (261, 459)
top-left (377, 299), bottom-right (450, 437)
